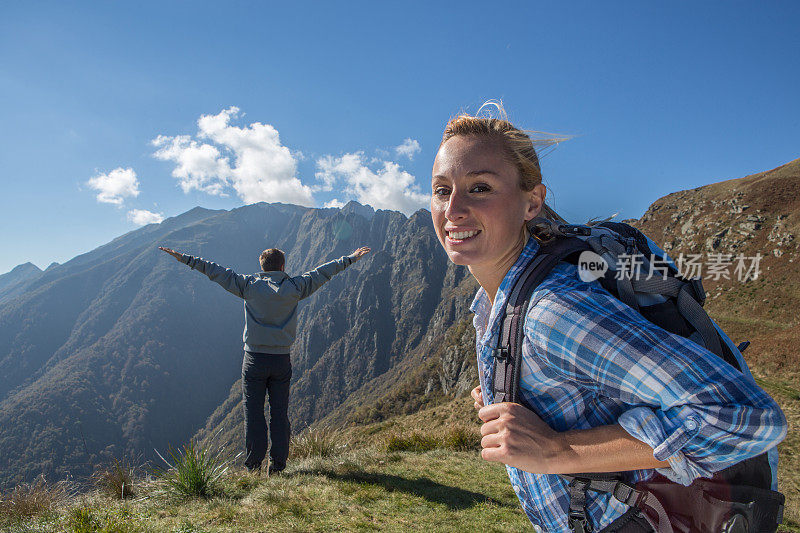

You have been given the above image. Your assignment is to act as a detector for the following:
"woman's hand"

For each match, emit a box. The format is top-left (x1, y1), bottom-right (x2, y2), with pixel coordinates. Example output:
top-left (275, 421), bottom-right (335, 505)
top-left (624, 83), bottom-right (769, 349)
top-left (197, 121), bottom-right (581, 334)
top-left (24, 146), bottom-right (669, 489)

top-left (471, 385), bottom-right (484, 410)
top-left (477, 402), bottom-right (570, 474)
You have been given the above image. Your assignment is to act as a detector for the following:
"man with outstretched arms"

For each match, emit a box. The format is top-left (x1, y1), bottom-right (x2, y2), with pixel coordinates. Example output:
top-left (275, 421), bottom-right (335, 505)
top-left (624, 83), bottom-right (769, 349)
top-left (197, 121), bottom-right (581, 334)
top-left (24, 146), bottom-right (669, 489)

top-left (159, 245), bottom-right (371, 474)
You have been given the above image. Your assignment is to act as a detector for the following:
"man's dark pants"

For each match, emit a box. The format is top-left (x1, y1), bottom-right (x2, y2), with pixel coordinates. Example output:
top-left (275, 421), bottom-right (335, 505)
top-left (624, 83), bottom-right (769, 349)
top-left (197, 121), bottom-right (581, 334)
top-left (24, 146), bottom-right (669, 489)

top-left (242, 351), bottom-right (291, 472)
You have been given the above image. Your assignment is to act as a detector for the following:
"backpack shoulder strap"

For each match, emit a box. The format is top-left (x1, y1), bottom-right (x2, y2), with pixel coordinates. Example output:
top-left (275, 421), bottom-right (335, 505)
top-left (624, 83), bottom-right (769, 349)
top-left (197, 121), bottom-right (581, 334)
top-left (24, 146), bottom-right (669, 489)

top-left (491, 237), bottom-right (642, 533)
top-left (492, 237), bottom-right (589, 404)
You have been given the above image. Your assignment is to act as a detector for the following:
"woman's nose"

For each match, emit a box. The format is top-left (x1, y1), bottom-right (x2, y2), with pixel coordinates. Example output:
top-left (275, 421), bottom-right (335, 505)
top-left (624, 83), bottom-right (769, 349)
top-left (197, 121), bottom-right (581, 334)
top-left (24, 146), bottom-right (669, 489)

top-left (445, 190), bottom-right (469, 221)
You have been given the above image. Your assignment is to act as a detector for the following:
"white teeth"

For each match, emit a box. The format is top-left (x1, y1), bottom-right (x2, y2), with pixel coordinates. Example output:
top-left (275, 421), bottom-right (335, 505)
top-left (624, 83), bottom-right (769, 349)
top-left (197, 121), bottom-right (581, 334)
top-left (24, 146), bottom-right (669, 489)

top-left (449, 230), bottom-right (478, 240)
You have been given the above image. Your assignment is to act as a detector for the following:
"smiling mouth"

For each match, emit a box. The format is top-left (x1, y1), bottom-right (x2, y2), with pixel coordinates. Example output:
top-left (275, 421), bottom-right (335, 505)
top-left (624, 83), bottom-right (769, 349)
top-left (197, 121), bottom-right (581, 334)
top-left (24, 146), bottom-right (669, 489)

top-left (446, 229), bottom-right (481, 243)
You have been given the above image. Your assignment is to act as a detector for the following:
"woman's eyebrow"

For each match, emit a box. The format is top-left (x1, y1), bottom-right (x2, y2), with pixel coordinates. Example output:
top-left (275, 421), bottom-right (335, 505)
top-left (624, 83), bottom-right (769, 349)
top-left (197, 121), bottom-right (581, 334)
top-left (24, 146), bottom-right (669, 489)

top-left (432, 169), bottom-right (499, 182)
top-left (466, 170), bottom-right (499, 177)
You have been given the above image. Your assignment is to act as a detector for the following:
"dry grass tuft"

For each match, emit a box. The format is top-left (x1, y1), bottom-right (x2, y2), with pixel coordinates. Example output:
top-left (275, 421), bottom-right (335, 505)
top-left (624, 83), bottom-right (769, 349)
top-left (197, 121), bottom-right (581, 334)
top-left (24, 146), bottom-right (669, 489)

top-left (382, 423), bottom-right (481, 453)
top-left (385, 431), bottom-right (439, 452)
top-left (443, 425), bottom-right (481, 451)
top-left (290, 427), bottom-right (348, 459)
top-left (92, 457), bottom-right (137, 499)
top-left (67, 506), bottom-right (100, 533)
top-left (0, 475), bottom-right (72, 521)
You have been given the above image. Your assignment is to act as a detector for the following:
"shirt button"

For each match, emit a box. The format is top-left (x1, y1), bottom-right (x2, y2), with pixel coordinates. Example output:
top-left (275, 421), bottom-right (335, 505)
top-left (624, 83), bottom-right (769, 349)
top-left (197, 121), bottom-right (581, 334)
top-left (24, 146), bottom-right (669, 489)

top-left (685, 418), bottom-right (698, 431)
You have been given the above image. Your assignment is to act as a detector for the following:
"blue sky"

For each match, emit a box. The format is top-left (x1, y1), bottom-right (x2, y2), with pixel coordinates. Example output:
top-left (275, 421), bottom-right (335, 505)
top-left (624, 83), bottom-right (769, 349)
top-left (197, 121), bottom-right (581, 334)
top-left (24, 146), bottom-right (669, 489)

top-left (1, 1), bottom-right (798, 274)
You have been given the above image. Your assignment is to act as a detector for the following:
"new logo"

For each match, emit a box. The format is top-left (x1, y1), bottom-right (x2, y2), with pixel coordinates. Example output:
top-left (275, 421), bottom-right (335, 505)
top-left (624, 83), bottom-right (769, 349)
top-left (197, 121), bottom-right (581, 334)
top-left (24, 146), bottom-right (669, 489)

top-left (577, 250), bottom-right (609, 282)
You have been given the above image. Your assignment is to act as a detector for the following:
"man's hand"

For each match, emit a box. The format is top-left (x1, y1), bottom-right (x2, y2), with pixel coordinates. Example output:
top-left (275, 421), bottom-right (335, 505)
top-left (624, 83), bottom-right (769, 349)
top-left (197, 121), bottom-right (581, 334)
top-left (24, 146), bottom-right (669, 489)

top-left (159, 246), bottom-right (184, 261)
top-left (471, 385), bottom-right (484, 410)
top-left (350, 246), bottom-right (371, 260)
top-left (478, 402), bottom-right (570, 474)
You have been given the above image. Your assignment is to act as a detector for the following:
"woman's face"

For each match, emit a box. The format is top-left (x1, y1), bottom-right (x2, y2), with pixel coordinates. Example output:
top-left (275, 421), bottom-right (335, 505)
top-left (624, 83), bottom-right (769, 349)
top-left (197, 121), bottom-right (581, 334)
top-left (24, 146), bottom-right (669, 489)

top-left (431, 135), bottom-right (543, 270)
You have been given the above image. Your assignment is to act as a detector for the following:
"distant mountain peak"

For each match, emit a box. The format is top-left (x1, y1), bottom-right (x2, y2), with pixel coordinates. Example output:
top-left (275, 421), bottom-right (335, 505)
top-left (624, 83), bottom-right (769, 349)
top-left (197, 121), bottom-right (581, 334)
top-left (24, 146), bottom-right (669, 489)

top-left (11, 262), bottom-right (42, 274)
top-left (184, 206), bottom-right (216, 215)
top-left (0, 262), bottom-right (45, 299)
top-left (341, 201), bottom-right (375, 220)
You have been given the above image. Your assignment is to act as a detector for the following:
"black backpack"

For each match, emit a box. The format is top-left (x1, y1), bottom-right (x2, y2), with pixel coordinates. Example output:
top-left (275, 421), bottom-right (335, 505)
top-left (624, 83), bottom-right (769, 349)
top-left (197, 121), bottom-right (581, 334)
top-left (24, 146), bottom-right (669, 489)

top-left (491, 218), bottom-right (785, 533)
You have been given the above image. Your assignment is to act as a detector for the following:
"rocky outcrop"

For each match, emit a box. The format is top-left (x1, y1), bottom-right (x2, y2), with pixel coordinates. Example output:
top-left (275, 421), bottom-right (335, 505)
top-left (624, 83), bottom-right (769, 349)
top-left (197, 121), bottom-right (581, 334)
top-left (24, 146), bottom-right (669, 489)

top-left (638, 160), bottom-right (800, 265)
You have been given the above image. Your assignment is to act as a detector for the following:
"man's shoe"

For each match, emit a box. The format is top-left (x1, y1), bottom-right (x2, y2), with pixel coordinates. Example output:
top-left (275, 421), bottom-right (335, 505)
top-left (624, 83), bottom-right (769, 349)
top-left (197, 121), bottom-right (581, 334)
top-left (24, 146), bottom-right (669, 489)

top-left (268, 466), bottom-right (285, 476)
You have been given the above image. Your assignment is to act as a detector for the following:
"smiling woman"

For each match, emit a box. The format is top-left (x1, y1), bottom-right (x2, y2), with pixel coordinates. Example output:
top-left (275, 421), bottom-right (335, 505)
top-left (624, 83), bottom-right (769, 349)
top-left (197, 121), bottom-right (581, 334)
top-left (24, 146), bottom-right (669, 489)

top-left (432, 135), bottom-right (542, 301)
top-left (429, 105), bottom-right (787, 533)
top-left (431, 107), bottom-right (565, 301)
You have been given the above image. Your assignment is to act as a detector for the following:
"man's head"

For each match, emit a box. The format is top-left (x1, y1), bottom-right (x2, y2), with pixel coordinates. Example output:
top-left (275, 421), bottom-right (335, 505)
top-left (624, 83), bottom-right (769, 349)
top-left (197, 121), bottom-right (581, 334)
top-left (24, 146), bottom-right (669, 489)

top-left (259, 248), bottom-right (285, 272)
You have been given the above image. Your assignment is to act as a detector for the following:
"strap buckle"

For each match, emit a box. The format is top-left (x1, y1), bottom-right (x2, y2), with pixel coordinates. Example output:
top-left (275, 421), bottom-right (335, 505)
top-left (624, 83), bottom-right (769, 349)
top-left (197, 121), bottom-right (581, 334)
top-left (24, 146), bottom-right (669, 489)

top-left (567, 511), bottom-right (590, 533)
top-left (612, 481), bottom-right (647, 509)
top-left (528, 217), bottom-right (591, 243)
top-left (492, 347), bottom-right (509, 361)
top-left (558, 224), bottom-right (592, 237)
top-left (567, 478), bottom-right (593, 533)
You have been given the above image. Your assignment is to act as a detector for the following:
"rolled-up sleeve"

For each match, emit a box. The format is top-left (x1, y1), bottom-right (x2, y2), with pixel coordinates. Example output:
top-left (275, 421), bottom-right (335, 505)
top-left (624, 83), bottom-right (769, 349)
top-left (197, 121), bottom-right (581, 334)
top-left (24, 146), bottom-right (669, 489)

top-left (527, 283), bottom-right (787, 485)
top-left (618, 406), bottom-right (706, 484)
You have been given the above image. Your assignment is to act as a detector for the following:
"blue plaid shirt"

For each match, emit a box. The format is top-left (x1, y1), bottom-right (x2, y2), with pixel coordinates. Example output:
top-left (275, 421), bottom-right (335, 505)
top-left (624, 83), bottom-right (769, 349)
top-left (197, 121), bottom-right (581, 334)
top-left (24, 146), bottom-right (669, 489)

top-left (471, 237), bottom-right (787, 532)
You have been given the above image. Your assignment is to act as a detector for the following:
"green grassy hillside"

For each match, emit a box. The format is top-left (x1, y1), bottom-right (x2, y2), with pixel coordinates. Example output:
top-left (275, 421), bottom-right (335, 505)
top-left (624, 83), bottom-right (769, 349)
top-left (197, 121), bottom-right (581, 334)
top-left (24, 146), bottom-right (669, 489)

top-left (0, 443), bottom-right (529, 532)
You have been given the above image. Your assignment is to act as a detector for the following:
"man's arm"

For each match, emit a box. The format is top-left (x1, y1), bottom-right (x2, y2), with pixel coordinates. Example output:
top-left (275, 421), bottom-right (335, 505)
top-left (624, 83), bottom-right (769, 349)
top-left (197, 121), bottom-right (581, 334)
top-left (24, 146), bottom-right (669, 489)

top-left (159, 246), bottom-right (250, 299)
top-left (295, 246), bottom-right (370, 299)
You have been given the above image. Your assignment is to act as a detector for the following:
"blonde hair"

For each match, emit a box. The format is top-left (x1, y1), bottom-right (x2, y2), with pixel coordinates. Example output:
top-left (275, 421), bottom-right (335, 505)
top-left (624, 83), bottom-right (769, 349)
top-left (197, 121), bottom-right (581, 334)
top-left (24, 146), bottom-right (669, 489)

top-left (440, 101), bottom-right (568, 222)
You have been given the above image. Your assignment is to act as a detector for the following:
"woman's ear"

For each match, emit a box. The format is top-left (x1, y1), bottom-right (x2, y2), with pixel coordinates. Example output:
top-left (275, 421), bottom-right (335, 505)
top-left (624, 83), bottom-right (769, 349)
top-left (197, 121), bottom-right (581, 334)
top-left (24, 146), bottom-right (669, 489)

top-left (524, 184), bottom-right (547, 221)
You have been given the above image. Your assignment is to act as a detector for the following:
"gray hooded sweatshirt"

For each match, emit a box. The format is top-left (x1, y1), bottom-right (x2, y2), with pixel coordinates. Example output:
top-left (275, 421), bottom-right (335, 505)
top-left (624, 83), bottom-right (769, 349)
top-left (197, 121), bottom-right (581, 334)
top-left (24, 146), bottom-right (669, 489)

top-left (180, 253), bottom-right (356, 354)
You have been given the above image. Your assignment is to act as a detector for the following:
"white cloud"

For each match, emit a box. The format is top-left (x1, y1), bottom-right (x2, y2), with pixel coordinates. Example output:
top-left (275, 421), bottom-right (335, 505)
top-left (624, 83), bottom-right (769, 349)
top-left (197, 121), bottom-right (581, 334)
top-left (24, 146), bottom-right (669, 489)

top-left (315, 152), bottom-right (428, 215)
top-left (151, 135), bottom-right (229, 196)
top-left (152, 107), bottom-right (313, 206)
top-left (324, 198), bottom-right (345, 208)
top-left (395, 138), bottom-right (421, 160)
top-left (86, 167), bottom-right (140, 205)
top-left (127, 209), bottom-right (164, 225)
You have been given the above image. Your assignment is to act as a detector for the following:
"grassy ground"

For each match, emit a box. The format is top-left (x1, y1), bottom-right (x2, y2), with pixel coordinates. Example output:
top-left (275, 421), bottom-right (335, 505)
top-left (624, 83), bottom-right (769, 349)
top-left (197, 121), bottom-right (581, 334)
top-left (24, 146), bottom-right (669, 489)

top-left (0, 449), bottom-right (529, 533)
top-left (2, 392), bottom-right (797, 532)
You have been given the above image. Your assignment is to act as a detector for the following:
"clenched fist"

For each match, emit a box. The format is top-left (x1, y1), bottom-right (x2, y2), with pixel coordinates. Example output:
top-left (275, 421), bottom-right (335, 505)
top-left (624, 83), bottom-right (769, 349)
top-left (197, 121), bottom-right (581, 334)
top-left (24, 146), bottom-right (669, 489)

top-left (478, 401), bottom-right (571, 474)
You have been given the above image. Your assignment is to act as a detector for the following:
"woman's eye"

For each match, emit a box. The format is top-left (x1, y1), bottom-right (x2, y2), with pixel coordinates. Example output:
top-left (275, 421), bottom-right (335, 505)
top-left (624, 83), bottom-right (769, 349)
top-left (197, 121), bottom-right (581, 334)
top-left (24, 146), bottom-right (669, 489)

top-left (433, 187), bottom-right (450, 196)
top-left (470, 184), bottom-right (490, 193)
